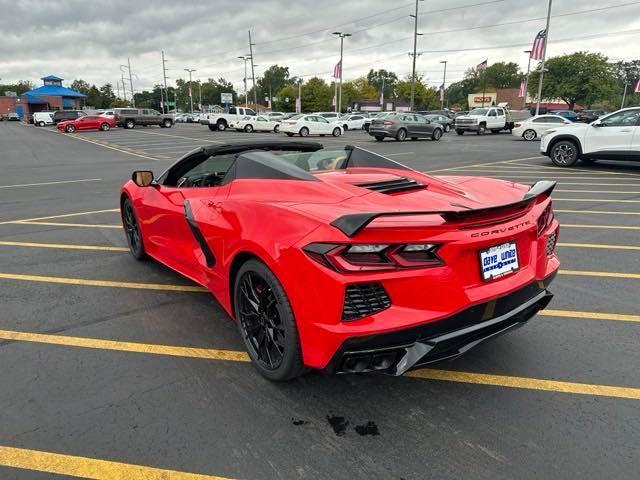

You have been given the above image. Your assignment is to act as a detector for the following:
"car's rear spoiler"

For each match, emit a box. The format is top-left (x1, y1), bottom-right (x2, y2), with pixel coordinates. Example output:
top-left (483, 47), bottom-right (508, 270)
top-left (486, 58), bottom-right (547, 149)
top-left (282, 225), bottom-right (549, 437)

top-left (330, 180), bottom-right (556, 237)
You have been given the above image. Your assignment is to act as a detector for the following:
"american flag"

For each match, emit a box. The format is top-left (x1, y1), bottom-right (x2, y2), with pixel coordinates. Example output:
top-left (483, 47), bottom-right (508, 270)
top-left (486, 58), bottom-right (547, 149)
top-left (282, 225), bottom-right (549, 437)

top-left (333, 60), bottom-right (342, 79)
top-left (530, 30), bottom-right (546, 60)
top-left (438, 84), bottom-right (445, 101)
top-left (518, 79), bottom-right (526, 98)
top-left (476, 59), bottom-right (487, 71)
top-left (635, 79), bottom-right (640, 93)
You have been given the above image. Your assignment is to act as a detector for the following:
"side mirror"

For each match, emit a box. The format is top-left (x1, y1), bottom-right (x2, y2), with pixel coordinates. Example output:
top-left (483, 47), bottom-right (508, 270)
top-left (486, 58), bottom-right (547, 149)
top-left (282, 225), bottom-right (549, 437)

top-left (132, 170), bottom-right (154, 187)
top-left (592, 121), bottom-right (602, 127)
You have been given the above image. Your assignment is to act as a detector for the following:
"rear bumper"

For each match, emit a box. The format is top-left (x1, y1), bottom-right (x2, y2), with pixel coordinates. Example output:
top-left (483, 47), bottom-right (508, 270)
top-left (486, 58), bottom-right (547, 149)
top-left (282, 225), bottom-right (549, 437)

top-left (322, 272), bottom-right (556, 375)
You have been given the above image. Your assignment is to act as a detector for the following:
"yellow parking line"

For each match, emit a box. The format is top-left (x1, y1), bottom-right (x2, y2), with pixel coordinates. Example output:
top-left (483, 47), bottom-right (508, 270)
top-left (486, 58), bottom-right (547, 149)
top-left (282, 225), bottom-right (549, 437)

top-left (1, 328), bottom-right (639, 399)
top-left (556, 182), bottom-right (640, 186)
top-left (557, 242), bottom-right (640, 251)
top-left (0, 178), bottom-right (102, 189)
top-left (0, 241), bottom-right (127, 252)
top-left (0, 445), bottom-right (235, 480)
top-left (556, 209), bottom-right (640, 216)
top-left (554, 198), bottom-right (640, 203)
top-left (11, 221), bottom-right (121, 229)
top-left (559, 269), bottom-right (640, 279)
top-left (477, 176), bottom-right (640, 180)
top-left (428, 157), bottom-right (539, 173)
top-left (555, 189), bottom-right (640, 194)
top-left (0, 272), bottom-right (207, 292)
top-left (463, 165), bottom-right (640, 178)
top-left (0, 208), bottom-right (119, 225)
top-left (562, 224), bottom-right (640, 230)
top-left (541, 309), bottom-right (640, 322)
top-left (130, 129), bottom-right (224, 144)
top-left (406, 370), bottom-right (640, 400)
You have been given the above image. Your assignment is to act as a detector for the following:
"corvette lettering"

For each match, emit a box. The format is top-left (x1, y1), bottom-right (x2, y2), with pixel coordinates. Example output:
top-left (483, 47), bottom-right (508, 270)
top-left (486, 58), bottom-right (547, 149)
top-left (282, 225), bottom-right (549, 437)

top-left (470, 220), bottom-right (531, 237)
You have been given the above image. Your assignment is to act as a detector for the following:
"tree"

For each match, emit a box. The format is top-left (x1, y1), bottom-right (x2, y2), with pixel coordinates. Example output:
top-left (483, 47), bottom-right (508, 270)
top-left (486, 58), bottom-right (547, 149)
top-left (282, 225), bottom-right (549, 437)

top-left (0, 80), bottom-right (34, 95)
top-left (396, 76), bottom-right (439, 110)
top-left (612, 60), bottom-right (640, 108)
top-left (272, 85), bottom-right (299, 112)
top-left (527, 52), bottom-right (618, 110)
top-left (340, 76), bottom-right (379, 110)
top-left (98, 84), bottom-right (116, 109)
top-left (85, 85), bottom-right (102, 108)
top-left (70, 79), bottom-right (91, 95)
top-left (477, 62), bottom-right (521, 89)
top-left (257, 65), bottom-right (291, 101)
top-left (301, 77), bottom-right (332, 112)
top-left (367, 69), bottom-right (398, 99)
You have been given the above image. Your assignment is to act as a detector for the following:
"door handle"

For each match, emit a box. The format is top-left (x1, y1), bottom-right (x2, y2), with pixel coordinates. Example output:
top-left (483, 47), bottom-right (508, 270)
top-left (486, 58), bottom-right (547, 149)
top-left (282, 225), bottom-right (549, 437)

top-left (620, 129), bottom-right (631, 132)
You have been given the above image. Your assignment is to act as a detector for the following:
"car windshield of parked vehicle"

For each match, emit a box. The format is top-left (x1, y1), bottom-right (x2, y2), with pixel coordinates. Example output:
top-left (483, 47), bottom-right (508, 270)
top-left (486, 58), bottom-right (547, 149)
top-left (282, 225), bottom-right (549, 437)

top-left (287, 114), bottom-right (304, 121)
top-left (599, 109), bottom-right (640, 126)
top-left (468, 108), bottom-right (489, 116)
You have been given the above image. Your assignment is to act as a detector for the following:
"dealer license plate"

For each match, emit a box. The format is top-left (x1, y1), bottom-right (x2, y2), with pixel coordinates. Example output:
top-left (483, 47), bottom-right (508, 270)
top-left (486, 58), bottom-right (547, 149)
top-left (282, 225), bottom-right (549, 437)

top-left (480, 242), bottom-right (519, 281)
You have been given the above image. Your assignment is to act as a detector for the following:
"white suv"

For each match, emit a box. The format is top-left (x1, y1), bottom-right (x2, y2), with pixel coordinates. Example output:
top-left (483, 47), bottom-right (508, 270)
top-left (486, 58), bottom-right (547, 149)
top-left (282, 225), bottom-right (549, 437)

top-left (540, 107), bottom-right (640, 167)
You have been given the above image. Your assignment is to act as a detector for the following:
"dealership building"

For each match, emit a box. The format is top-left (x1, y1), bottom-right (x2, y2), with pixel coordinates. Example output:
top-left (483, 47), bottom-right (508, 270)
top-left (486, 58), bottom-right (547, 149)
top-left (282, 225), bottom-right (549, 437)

top-left (0, 75), bottom-right (85, 120)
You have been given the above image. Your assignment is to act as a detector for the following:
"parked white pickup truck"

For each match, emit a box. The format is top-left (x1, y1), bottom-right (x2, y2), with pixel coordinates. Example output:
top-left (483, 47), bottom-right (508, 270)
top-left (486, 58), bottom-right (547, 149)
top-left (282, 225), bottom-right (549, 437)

top-left (202, 106), bottom-right (257, 131)
top-left (455, 106), bottom-right (530, 135)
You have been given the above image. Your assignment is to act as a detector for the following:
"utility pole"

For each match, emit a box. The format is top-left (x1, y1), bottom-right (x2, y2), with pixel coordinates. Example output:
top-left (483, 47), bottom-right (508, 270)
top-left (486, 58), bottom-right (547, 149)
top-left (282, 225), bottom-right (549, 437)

top-left (621, 81), bottom-right (628, 109)
top-left (248, 30), bottom-right (257, 107)
top-left (120, 73), bottom-right (127, 102)
top-left (332, 32), bottom-right (351, 113)
top-left (523, 50), bottom-right (532, 110)
top-left (409, 0), bottom-right (423, 111)
top-left (440, 60), bottom-right (447, 110)
top-left (184, 68), bottom-right (196, 114)
top-left (198, 81), bottom-right (202, 112)
top-left (162, 50), bottom-right (169, 113)
top-left (116, 81), bottom-right (120, 100)
top-left (127, 58), bottom-right (135, 107)
top-left (535, 0), bottom-right (552, 116)
top-left (238, 55), bottom-right (250, 107)
top-left (297, 79), bottom-right (302, 113)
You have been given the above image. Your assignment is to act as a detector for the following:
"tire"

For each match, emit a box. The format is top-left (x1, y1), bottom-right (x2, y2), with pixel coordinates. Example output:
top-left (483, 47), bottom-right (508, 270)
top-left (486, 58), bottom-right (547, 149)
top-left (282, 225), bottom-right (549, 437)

top-left (444, 124), bottom-right (450, 132)
top-left (332, 127), bottom-right (341, 137)
top-left (299, 127), bottom-right (309, 137)
top-left (217, 121), bottom-right (227, 131)
top-left (274, 124), bottom-right (280, 133)
top-left (395, 128), bottom-right (407, 142)
top-left (65, 125), bottom-right (76, 133)
top-left (343, 124), bottom-right (349, 131)
top-left (125, 119), bottom-right (135, 129)
top-left (491, 129), bottom-right (501, 134)
top-left (234, 259), bottom-right (305, 381)
top-left (163, 119), bottom-right (172, 128)
top-left (410, 137), bottom-right (418, 141)
top-left (374, 135), bottom-right (384, 142)
top-left (476, 123), bottom-right (486, 135)
top-left (208, 124), bottom-right (217, 131)
top-left (580, 158), bottom-right (597, 164)
top-left (456, 129), bottom-right (464, 135)
top-left (38, 121), bottom-right (45, 127)
top-left (286, 132), bottom-right (294, 137)
top-left (550, 140), bottom-right (579, 167)
top-left (100, 122), bottom-right (110, 131)
top-left (121, 197), bottom-right (146, 260)
top-left (244, 124), bottom-right (253, 133)
top-left (522, 129), bottom-right (537, 141)
top-left (431, 128), bottom-right (442, 141)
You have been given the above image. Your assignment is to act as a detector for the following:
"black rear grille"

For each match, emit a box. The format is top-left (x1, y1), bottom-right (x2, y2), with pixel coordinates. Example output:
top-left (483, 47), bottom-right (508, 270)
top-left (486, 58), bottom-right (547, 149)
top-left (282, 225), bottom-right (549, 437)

top-left (354, 177), bottom-right (424, 194)
top-left (342, 283), bottom-right (391, 321)
top-left (546, 230), bottom-right (558, 256)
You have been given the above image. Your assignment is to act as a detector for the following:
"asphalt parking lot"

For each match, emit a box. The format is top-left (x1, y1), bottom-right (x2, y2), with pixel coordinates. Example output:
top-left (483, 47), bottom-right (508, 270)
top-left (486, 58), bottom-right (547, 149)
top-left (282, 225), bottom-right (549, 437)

top-left (1, 120), bottom-right (639, 479)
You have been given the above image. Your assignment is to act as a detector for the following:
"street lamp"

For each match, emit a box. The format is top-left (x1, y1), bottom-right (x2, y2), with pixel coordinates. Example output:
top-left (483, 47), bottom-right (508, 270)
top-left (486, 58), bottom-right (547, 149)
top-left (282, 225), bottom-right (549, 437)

top-left (184, 68), bottom-right (196, 114)
top-left (332, 32), bottom-right (351, 113)
top-left (409, 0), bottom-right (424, 111)
top-left (237, 55), bottom-right (251, 107)
top-left (439, 60), bottom-right (447, 110)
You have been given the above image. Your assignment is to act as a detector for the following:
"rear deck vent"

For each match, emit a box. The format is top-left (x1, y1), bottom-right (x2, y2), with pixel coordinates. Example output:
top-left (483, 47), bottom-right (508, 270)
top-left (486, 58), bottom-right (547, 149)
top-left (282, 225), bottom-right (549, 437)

top-left (354, 177), bottom-right (424, 194)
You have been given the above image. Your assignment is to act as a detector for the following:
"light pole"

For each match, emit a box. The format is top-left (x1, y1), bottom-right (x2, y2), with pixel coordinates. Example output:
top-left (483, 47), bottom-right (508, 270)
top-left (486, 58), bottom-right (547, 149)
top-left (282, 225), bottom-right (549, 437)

top-left (409, 0), bottom-right (424, 111)
top-left (198, 81), bottom-right (202, 112)
top-left (238, 55), bottom-right (251, 107)
top-left (332, 32), bottom-right (351, 113)
top-left (522, 50), bottom-right (532, 110)
top-left (184, 68), bottom-right (196, 114)
top-left (439, 60), bottom-right (447, 109)
top-left (535, 0), bottom-right (553, 115)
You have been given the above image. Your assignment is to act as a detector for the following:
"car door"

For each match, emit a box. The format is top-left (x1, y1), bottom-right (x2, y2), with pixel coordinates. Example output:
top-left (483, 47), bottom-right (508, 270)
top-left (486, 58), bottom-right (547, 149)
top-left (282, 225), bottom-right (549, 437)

top-left (77, 116), bottom-right (93, 130)
top-left (582, 109), bottom-right (640, 158)
top-left (628, 112), bottom-right (640, 160)
top-left (314, 115), bottom-right (332, 134)
top-left (495, 108), bottom-right (506, 129)
top-left (486, 109), bottom-right (498, 129)
top-left (255, 116), bottom-right (269, 131)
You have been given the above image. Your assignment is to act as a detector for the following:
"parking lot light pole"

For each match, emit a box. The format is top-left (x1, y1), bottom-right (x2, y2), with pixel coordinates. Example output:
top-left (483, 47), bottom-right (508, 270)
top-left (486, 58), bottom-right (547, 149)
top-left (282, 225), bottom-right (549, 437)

top-left (523, 50), bottom-right (532, 110)
top-left (440, 60), bottom-right (447, 110)
top-left (238, 55), bottom-right (251, 107)
top-left (184, 68), bottom-right (196, 114)
top-left (332, 32), bottom-right (351, 113)
top-left (409, 0), bottom-right (424, 112)
top-left (535, 0), bottom-right (552, 116)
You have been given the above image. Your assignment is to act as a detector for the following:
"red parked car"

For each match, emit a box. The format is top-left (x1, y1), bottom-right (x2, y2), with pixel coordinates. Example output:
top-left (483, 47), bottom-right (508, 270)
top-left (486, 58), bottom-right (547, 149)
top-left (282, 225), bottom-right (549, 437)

top-left (57, 115), bottom-right (115, 133)
top-left (119, 141), bottom-right (560, 381)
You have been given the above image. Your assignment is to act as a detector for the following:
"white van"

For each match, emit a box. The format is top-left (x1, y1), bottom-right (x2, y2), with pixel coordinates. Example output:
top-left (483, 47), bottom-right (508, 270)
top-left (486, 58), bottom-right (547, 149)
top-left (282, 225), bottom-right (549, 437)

top-left (33, 111), bottom-right (55, 127)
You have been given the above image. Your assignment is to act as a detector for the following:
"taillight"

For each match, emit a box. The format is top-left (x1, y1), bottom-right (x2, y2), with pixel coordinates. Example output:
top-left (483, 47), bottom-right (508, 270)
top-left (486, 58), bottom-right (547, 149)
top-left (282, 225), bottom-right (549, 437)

top-left (303, 243), bottom-right (443, 272)
top-left (383, 120), bottom-right (395, 125)
top-left (537, 202), bottom-right (554, 236)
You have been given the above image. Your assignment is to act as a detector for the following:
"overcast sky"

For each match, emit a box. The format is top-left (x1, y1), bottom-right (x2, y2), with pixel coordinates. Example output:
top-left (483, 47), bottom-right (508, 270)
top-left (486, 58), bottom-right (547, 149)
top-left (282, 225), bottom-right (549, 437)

top-left (1, 0), bottom-right (639, 94)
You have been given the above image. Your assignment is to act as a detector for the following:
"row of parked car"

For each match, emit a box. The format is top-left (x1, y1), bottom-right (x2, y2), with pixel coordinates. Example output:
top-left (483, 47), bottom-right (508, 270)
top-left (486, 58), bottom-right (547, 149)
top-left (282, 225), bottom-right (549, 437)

top-left (29, 108), bottom-right (176, 132)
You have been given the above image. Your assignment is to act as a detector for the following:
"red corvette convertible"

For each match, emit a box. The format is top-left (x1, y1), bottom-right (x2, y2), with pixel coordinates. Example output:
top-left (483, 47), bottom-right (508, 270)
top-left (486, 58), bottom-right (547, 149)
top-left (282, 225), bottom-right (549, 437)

top-left (57, 115), bottom-right (115, 133)
top-left (120, 141), bottom-right (559, 381)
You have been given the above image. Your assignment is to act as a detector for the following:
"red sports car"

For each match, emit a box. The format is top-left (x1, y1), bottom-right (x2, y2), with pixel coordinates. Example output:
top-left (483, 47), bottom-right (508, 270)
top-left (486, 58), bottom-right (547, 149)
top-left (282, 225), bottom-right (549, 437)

top-left (57, 115), bottom-right (115, 133)
top-left (120, 142), bottom-right (559, 381)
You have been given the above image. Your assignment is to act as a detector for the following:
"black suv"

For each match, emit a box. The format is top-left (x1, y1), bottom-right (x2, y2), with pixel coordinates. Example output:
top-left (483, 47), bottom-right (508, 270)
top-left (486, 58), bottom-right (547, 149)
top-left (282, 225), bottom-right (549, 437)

top-left (53, 110), bottom-right (87, 124)
top-left (113, 108), bottom-right (174, 129)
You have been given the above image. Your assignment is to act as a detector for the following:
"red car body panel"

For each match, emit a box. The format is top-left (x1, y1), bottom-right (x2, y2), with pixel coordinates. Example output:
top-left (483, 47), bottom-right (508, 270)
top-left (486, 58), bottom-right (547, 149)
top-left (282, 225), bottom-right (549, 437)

top-left (120, 144), bottom-right (559, 373)
top-left (57, 115), bottom-right (115, 132)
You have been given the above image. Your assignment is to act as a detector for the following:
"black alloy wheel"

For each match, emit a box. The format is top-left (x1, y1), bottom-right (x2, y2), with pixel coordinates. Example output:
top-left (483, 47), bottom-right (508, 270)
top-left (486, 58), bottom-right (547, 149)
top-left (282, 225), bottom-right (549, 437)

top-left (550, 140), bottom-right (579, 167)
top-left (121, 198), bottom-right (146, 260)
top-left (432, 128), bottom-right (442, 141)
top-left (234, 260), bottom-right (305, 381)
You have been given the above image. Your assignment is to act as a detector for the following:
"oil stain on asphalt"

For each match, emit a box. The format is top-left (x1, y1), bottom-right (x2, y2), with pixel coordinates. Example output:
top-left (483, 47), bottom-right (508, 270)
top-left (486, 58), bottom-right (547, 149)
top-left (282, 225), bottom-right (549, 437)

top-left (326, 415), bottom-right (380, 436)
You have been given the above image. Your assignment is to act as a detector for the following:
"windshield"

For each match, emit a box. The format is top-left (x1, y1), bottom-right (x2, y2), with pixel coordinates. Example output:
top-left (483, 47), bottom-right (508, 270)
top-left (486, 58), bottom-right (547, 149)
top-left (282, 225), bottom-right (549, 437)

top-left (275, 146), bottom-right (411, 172)
top-left (468, 108), bottom-right (489, 115)
top-left (287, 114), bottom-right (304, 120)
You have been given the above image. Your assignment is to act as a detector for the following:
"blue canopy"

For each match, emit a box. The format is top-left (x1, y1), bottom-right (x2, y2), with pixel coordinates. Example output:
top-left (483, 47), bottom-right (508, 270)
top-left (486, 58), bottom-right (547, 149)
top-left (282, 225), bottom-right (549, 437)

top-left (27, 85), bottom-right (86, 98)
top-left (62, 99), bottom-right (75, 108)
top-left (24, 93), bottom-right (48, 104)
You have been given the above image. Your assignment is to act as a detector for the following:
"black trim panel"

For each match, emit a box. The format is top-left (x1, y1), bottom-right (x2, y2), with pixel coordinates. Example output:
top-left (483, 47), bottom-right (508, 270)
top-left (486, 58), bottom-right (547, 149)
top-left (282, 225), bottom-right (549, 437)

top-left (183, 200), bottom-right (216, 267)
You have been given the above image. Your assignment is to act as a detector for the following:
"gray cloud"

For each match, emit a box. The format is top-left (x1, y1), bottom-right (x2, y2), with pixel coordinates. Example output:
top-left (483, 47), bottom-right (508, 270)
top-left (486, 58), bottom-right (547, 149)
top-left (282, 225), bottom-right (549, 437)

top-left (1, 0), bottom-right (638, 93)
